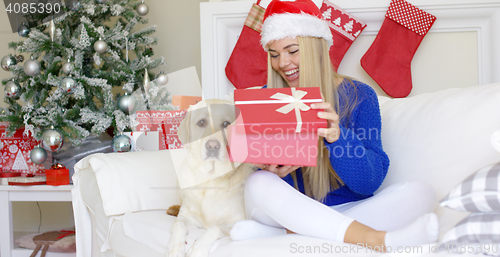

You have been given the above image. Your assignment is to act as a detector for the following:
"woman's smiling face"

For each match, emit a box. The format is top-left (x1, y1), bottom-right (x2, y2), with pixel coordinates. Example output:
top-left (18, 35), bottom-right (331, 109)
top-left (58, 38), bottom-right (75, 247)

top-left (268, 37), bottom-right (300, 88)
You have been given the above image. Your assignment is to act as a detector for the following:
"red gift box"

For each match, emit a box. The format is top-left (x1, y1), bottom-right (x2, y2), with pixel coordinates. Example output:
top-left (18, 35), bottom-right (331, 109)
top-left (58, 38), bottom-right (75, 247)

top-left (234, 87), bottom-right (326, 134)
top-left (172, 95), bottom-right (202, 110)
top-left (135, 110), bottom-right (188, 149)
top-left (46, 166), bottom-right (70, 186)
top-left (8, 176), bottom-right (46, 186)
top-left (227, 124), bottom-right (319, 167)
top-left (0, 126), bottom-right (44, 175)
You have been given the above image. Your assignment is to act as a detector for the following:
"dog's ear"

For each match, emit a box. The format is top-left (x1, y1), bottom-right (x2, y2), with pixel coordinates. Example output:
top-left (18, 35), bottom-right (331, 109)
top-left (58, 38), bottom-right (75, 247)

top-left (177, 109), bottom-right (191, 145)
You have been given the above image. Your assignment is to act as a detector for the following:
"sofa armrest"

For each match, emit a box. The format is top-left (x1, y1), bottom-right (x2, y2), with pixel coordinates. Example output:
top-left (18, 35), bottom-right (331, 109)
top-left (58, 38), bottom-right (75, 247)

top-left (72, 150), bottom-right (180, 257)
top-left (73, 158), bottom-right (116, 257)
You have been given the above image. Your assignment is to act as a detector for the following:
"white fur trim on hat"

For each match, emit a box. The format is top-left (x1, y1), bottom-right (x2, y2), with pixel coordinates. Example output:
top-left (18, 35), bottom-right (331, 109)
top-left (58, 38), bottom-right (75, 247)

top-left (261, 12), bottom-right (333, 50)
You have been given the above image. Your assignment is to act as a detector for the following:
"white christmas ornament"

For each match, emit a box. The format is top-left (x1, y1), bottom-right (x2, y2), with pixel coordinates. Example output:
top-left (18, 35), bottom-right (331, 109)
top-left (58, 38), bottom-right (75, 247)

top-left (49, 19), bottom-right (56, 41)
top-left (24, 58), bottom-right (40, 76)
top-left (62, 60), bottom-right (74, 74)
top-left (79, 25), bottom-right (91, 48)
top-left (94, 39), bottom-right (108, 54)
top-left (155, 71), bottom-right (169, 85)
top-left (136, 1), bottom-right (149, 16)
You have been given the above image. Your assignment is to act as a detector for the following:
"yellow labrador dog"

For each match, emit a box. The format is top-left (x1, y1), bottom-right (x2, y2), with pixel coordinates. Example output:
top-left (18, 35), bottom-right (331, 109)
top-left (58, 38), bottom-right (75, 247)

top-left (167, 99), bottom-right (256, 257)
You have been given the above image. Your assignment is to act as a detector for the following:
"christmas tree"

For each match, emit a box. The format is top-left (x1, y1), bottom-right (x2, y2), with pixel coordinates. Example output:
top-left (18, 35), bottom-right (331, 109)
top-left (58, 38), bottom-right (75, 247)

top-left (0, 0), bottom-right (174, 151)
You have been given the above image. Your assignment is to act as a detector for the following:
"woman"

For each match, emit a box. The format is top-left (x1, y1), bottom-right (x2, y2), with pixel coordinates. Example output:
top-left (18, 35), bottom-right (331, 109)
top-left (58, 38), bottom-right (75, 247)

top-left (230, 0), bottom-right (439, 252)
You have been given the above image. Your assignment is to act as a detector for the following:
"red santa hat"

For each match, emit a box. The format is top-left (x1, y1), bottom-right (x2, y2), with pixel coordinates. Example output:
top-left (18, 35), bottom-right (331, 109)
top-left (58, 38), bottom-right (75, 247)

top-left (261, 0), bottom-right (333, 50)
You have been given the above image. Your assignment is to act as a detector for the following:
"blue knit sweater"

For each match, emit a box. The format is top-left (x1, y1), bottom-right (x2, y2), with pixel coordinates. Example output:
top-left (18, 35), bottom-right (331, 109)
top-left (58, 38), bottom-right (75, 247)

top-left (282, 80), bottom-right (390, 206)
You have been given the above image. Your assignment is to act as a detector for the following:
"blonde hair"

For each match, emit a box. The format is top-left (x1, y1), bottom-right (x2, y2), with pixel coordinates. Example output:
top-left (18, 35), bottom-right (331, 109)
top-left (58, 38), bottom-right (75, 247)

top-left (267, 36), bottom-right (358, 202)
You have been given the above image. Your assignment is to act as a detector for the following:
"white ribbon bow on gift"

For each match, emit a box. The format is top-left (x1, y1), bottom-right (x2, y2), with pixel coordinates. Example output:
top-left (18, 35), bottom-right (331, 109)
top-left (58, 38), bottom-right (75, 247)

top-left (235, 88), bottom-right (322, 133)
top-left (271, 88), bottom-right (312, 133)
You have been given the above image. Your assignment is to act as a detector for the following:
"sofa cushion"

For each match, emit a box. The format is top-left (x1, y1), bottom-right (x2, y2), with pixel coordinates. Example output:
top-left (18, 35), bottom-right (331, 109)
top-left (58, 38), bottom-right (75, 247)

top-left (111, 211), bottom-right (399, 257)
top-left (440, 162), bottom-right (500, 213)
top-left (438, 213), bottom-right (500, 255)
top-left (75, 150), bottom-right (180, 216)
top-left (377, 83), bottom-right (500, 233)
top-left (492, 129), bottom-right (500, 154)
top-left (109, 211), bottom-right (214, 256)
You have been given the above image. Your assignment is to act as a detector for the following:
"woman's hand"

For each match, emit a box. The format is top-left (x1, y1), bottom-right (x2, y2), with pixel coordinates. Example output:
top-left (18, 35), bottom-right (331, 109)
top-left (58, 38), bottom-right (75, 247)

top-left (252, 163), bottom-right (301, 178)
top-left (311, 102), bottom-right (340, 144)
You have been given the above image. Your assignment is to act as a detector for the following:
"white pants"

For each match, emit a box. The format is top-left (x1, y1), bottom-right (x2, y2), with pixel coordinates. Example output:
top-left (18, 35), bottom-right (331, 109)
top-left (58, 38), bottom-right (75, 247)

top-left (244, 170), bottom-right (436, 242)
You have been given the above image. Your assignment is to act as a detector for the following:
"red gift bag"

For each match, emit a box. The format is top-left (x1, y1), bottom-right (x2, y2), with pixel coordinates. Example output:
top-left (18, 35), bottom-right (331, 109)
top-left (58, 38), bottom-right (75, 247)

top-left (225, 0), bottom-right (267, 89)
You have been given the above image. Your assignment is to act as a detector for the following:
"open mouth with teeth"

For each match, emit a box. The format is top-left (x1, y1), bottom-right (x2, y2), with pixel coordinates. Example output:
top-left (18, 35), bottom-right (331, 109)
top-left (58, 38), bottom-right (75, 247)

top-left (284, 68), bottom-right (299, 81)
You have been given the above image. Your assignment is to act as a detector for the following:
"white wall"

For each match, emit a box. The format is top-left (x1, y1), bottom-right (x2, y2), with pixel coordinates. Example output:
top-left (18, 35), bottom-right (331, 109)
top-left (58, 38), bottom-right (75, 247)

top-left (201, 0), bottom-right (485, 99)
top-left (339, 31), bottom-right (479, 97)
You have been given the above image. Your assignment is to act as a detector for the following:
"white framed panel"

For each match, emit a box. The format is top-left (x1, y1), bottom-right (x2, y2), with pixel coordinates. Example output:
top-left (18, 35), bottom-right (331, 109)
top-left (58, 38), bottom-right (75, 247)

top-left (200, 1), bottom-right (253, 100)
top-left (200, 1), bottom-right (500, 99)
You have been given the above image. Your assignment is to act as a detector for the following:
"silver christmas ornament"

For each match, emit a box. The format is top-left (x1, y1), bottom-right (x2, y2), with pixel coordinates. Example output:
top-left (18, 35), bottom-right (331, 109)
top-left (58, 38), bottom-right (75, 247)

top-left (67, 0), bottom-right (81, 11)
top-left (18, 22), bottom-right (30, 37)
top-left (1, 55), bottom-right (17, 71)
top-left (4, 81), bottom-right (21, 99)
top-left (112, 134), bottom-right (132, 153)
top-left (136, 2), bottom-right (149, 16)
top-left (59, 77), bottom-right (77, 93)
top-left (42, 128), bottom-right (64, 152)
top-left (30, 146), bottom-right (48, 164)
top-left (62, 60), bottom-right (73, 74)
top-left (94, 40), bottom-right (108, 54)
top-left (48, 19), bottom-right (56, 42)
top-left (24, 58), bottom-right (41, 76)
top-left (117, 94), bottom-right (136, 115)
top-left (143, 68), bottom-right (150, 91)
top-left (155, 71), bottom-right (169, 86)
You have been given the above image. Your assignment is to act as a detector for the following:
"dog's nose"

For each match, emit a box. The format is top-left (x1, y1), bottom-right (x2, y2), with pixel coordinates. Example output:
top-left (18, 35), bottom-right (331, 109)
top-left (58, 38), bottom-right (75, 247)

top-left (206, 140), bottom-right (220, 150)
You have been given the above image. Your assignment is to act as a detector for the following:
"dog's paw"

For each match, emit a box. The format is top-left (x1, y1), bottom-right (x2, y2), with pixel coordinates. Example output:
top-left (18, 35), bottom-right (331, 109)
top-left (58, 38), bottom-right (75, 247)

top-left (167, 205), bottom-right (181, 216)
top-left (167, 240), bottom-right (186, 257)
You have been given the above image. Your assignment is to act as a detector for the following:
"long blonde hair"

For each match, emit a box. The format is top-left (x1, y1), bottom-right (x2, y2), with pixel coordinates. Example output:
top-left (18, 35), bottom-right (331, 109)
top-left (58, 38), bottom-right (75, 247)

top-left (267, 36), bottom-right (358, 202)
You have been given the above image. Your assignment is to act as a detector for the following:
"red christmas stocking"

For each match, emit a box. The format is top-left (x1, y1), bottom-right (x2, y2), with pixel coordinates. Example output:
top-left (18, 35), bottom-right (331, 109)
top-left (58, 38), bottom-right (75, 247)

top-left (320, 0), bottom-right (366, 71)
top-left (225, 1), bottom-right (267, 89)
top-left (361, 0), bottom-right (436, 98)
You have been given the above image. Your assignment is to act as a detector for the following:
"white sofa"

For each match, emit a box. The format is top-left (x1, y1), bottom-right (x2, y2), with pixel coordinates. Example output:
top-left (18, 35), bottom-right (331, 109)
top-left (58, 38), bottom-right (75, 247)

top-left (72, 83), bottom-right (500, 257)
